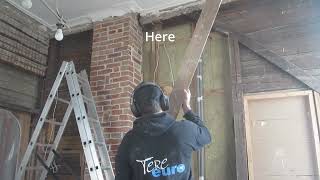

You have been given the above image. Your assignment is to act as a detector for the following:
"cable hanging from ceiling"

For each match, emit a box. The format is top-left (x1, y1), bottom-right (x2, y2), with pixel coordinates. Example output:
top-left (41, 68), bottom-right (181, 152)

top-left (41, 0), bottom-right (68, 41)
top-left (21, 0), bottom-right (68, 41)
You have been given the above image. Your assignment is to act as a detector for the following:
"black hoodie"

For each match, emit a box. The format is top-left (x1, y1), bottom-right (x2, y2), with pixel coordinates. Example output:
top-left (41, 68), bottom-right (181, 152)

top-left (115, 111), bottom-right (212, 180)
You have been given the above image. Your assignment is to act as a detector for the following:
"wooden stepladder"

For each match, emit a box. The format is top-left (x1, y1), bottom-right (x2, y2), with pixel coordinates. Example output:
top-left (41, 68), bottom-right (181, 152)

top-left (15, 61), bottom-right (114, 180)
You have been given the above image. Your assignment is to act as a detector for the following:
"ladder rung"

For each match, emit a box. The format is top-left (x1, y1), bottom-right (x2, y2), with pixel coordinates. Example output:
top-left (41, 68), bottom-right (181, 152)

top-left (45, 120), bottom-right (63, 126)
top-left (95, 141), bottom-right (105, 146)
top-left (101, 165), bottom-right (112, 170)
top-left (82, 95), bottom-right (93, 103)
top-left (54, 97), bottom-right (70, 104)
top-left (36, 143), bottom-right (54, 147)
top-left (26, 166), bottom-right (44, 171)
top-left (77, 74), bottom-right (87, 83)
top-left (88, 117), bottom-right (99, 123)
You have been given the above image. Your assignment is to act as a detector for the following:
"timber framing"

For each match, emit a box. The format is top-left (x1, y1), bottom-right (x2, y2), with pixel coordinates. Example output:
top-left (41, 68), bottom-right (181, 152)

top-left (139, 0), bottom-right (243, 26)
top-left (215, 22), bottom-right (320, 93)
top-left (228, 35), bottom-right (248, 180)
top-left (139, 1), bottom-right (202, 25)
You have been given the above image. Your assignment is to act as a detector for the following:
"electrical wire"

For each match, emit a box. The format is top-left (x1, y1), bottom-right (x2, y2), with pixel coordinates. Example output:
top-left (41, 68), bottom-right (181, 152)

top-left (153, 42), bottom-right (160, 83)
top-left (40, 0), bottom-right (70, 29)
top-left (163, 43), bottom-right (175, 87)
top-left (40, 0), bottom-right (62, 22)
top-left (55, 0), bottom-right (61, 18)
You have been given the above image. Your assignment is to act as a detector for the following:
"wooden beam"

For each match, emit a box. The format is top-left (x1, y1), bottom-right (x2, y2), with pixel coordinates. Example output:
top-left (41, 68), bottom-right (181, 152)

top-left (228, 35), bottom-right (249, 180)
top-left (139, 1), bottom-right (202, 25)
top-left (215, 22), bottom-right (320, 93)
top-left (168, 0), bottom-right (223, 118)
top-left (139, 0), bottom-right (244, 25)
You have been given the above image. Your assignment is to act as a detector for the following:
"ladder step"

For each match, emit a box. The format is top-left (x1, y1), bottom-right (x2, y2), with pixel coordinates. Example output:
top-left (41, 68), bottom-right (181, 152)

top-left (77, 74), bottom-right (87, 84)
top-left (36, 143), bottom-right (54, 147)
top-left (45, 120), bottom-right (63, 126)
top-left (101, 165), bottom-right (112, 170)
top-left (88, 117), bottom-right (99, 123)
top-left (95, 141), bottom-right (105, 146)
top-left (54, 97), bottom-right (70, 104)
top-left (26, 166), bottom-right (44, 171)
top-left (82, 95), bottom-right (93, 103)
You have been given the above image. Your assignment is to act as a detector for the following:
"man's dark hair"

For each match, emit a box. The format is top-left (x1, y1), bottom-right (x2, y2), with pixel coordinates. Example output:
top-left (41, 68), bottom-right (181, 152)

top-left (133, 85), bottom-right (163, 115)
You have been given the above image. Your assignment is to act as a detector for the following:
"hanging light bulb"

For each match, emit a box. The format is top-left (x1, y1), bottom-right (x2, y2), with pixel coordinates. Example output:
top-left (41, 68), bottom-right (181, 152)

top-left (21, 0), bottom-right (32, 9)
top-left (55, 29), bottom-right (63, 41)
top-left (55, 23), bottom-right (64, 41)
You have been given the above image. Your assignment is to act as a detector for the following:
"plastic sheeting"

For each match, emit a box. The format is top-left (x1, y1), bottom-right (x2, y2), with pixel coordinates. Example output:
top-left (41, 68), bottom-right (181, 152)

top-left (0, 109), bottom-right (21, 180)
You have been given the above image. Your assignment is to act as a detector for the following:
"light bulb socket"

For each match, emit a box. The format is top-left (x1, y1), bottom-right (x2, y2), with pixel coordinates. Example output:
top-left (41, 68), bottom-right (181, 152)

top-left (56, 23), bottom-right (64, 30)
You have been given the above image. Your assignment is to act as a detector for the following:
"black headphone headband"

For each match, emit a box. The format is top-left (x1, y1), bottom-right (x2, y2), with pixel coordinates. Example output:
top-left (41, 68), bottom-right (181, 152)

top-left (130, 82), bottom-right (169, 117)
top-left (132, 82), bottom-right (164, 96)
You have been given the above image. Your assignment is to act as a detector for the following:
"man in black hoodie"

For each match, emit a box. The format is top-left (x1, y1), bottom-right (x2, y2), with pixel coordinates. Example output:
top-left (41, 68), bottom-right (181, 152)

top-left (115, 82), bottom-right (211, 180)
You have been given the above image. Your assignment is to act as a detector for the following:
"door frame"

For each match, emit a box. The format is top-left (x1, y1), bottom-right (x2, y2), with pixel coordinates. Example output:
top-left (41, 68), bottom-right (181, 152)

top-left (243, 90), bottom-right (320, 180)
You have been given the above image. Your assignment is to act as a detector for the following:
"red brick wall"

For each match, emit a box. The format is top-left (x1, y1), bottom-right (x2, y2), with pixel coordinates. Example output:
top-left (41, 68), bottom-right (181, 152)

top-left (90, 13), bottom-right (143, 168)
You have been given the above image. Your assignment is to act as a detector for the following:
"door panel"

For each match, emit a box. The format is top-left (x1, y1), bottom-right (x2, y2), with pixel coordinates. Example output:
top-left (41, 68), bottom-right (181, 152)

top-left (245, 92), bottom-right (319, 180)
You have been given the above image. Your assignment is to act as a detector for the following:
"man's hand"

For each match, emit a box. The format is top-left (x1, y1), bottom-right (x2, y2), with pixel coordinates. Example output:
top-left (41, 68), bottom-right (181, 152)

top-left (182, 89), bottom-right (192, 113)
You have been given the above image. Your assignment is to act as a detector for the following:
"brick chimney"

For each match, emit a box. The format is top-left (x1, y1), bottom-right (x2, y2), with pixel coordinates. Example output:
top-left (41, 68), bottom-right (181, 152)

top-left (89, 13), bottom-right (143, 170)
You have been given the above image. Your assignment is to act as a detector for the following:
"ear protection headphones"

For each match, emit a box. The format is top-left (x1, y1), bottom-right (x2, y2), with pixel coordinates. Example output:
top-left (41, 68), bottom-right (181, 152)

top-left (130, 82), bottom-right (170, 117)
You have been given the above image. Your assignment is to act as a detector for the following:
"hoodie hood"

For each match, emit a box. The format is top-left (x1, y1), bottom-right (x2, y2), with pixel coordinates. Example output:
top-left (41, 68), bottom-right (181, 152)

top-left (133, 112), bottom-right (175, 136)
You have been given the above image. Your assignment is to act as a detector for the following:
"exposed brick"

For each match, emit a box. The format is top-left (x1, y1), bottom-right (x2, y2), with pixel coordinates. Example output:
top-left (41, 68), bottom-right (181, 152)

top-left (90, 75), bottom-right (106, 82)
top-left (108, 43), bottom-right (122, 49)
top-left (107, 139), bottom-right (122, 145)
top-left (110, 133), bottom-right (123, 139)
top-left (97, 69), bottom-right (112, 75)
top-left (110, 145), bottom-right (119, 151)
top-left (119, 103), bottom-right (130, 109)
top-left (115, 56), bottom-right (131, 62)
top-left (106, 62), bottom-right (121, 69)
top-left (105, 127), bottom-right (131, 133)
top-left (110, 121), bottom-right (133, 127)
top-left (111, 94), bottom-right (121, 99)
top-left (111, 76), bottom-right (130, 83)
top-left (101, 22), bottom-right (114, 27)
top-left (109, 24), bottom-right (123, 30)
top-left (90, 13), bottom-right (142, 169)
top-left (114, 36), bottom-right (129, 43)
top-left (109, 30), bottom-right (116, 34)
top-left (111, 98), bottom-right (130, 105)
top-left (108, 52), bottom-right (122, 58)
top-left (112, 109), bottom-right (123, 115)
top-left (109, 73), bottom-right (120, 79)
top-left (105, 83), bottom-right (120, 89)
top-left (91, 85), bottom-right (104, 91)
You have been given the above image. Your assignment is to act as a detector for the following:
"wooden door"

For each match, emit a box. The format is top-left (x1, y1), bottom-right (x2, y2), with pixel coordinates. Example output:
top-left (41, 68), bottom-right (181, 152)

top-left (244, 91), bottom-right (320, 180)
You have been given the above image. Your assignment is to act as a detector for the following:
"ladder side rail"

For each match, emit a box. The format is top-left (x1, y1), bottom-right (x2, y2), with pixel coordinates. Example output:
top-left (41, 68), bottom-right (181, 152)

top-left (15, 61), bottom-right (70, 180)
top-left (79, 71), bottom-right (114, 180)
top-left (66, 63), bottom-right (104, 180)
top-left (39, 103), bottom-right (73, 180)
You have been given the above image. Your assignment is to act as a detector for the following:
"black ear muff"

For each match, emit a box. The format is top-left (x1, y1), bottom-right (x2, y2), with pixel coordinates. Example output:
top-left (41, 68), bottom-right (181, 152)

top-left (130, 95), bottom-right (141, 117)
top-left (130, 82), bottom-right (148, 117)
top-left (160, 94), bottom-right (170, 111)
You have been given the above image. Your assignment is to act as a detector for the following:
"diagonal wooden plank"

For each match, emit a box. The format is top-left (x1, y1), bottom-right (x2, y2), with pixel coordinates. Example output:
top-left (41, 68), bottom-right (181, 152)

top-left (215, 22), bottom-right (320, 93)
top-left (168, 0), bottom-right (223, 118)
